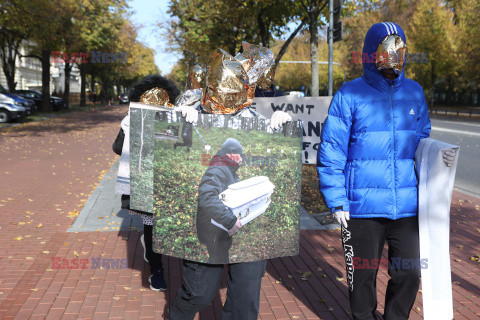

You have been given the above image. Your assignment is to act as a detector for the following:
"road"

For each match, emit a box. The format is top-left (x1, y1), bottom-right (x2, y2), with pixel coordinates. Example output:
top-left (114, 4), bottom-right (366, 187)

top-left (430, 118), bottom-right (480, 196)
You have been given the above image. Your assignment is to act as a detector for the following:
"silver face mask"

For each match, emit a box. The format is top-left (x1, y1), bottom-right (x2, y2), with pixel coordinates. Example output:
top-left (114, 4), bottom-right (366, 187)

top-left (375, 35), bottom-right (407, 73)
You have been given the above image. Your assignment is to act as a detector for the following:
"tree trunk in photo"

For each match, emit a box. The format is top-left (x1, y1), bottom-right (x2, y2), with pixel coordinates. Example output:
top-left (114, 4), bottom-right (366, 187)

top-left (138, 109), bottom-right (147, 172)
top-left (79, 63), bottom-right (86, 107)
top-left (63, 62), bottom-right (72, 108)
top-left (40, 50), bottom-right (51, 112)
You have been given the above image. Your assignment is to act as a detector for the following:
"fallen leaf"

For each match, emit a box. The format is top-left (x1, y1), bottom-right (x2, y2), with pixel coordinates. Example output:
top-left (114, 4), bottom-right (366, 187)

top-left (43, 251), bottom-right (50, 254)
top-left (317, 267), bottom-right (323, 272)
top-left (113, 296), bottom-right (120, 300)
top-left (287, 275), bottom-right (293, 279)
top-left (123, 287), bottom-right (131, 290)
top-left (14, 236), bottom-right (23, 241)
top-left (36, 224), bottom-right (43, 228)
top-left (336, 276), bottom-right (345, 282)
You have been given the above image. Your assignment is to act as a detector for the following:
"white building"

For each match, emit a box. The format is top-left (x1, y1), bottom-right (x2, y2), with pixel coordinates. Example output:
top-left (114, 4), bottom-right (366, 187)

top-left (0, 41), bottom-right (81, 94)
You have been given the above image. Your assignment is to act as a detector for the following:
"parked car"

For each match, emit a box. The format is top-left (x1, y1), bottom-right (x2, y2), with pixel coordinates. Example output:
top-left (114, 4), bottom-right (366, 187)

top-left (284, 91), bottom-right (305, 97)
top-left (0, 85), bottom-right (35, 112)
top-left (0, 101), bottom-right (29, 123)
top-left (119, 93), bottom-right (129, 104)
top-left (14, 89), bottom-right (67, 111)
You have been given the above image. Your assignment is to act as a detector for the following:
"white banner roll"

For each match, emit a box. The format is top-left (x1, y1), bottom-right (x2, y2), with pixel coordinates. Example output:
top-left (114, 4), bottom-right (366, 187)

top-left (415, 138), bottom-right (459, 320)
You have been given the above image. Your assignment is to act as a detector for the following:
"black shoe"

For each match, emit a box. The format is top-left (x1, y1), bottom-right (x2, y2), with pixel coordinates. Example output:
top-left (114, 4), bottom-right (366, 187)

top-left (149, 268), bottom-right (167, 291)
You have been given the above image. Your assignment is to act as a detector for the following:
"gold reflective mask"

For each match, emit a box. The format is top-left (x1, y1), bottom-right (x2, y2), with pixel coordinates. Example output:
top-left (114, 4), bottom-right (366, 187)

top-left (139, 87), bottom-right (174, 108)
top-left (375, 35), bottom-right (407, 73)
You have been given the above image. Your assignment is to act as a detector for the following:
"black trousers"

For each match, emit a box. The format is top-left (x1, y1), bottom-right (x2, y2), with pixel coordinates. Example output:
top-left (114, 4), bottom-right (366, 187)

top-left (341, 216), bottom-right (420, 320)
top-left (169, 259), bottom-right (267, 320)
top-left (143, 224), bottom-right (164, 272)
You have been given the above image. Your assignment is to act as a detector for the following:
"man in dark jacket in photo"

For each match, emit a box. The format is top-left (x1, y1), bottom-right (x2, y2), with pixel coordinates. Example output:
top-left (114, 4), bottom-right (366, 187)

top-left (196, 138), bottom-right (243, 264)
top-left (173, 121), bottom-right (193, 152)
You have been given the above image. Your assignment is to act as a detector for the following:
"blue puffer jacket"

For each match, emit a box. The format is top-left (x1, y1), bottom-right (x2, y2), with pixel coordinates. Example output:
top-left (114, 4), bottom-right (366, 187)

top-left (317, 22), bottom-right (431, 220)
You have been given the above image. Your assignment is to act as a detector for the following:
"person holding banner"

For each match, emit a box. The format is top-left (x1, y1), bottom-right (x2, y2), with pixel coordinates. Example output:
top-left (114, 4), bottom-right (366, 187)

top-left (113, 74), bottom-right (180, 292)
top-left (317, 22), bottom-right (454, 320)
top-left (169, 44), bottom-right (292, 320)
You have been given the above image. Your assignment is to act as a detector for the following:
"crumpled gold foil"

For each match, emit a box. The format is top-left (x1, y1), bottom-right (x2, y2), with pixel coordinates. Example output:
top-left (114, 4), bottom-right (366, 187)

top-left (256, 63), bottom-right (276, 90)
top-left (241, 41), bottom-right (274, 84)
top-left (375, 35), bottom-right (407, 72)
top-left (175, 88), bottom-right (202, 109)
top-left (139, 87), bottom-right (174, 108)
top-left (186, 64), bottom-right (206, 90)
top-left (202, 49), bottom-right (249, 114)
top-left (234, 53), bottom-right (252, 72)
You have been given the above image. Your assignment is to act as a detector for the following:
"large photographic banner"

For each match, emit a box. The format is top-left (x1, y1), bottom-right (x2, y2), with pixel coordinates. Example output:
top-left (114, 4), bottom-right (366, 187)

top-left (129, 102), bottom-right (171, 213)
top-left (251, 96), bottom-right (331, 164)
top-left (152, 111), bottom-right (303, 264)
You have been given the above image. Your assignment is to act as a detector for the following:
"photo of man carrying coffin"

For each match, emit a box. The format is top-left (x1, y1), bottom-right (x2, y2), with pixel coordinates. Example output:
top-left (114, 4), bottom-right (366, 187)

top-left (196, 138), bottom-right (245, 264)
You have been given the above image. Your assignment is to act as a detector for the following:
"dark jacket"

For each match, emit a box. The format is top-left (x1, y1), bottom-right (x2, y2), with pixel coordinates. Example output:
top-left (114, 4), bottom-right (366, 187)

top-left (181, 122), bottom-right (193, 144)
top-left (196, 151), bottom-right (240, 245)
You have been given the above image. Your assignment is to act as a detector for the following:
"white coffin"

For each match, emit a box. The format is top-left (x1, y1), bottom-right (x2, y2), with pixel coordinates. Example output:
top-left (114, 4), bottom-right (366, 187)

top-left (211, 176), bottom-right (275, 231)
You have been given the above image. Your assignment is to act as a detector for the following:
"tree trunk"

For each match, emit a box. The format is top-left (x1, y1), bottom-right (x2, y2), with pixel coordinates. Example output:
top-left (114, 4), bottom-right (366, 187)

top-left (274, 18), bottom-right (307, 66)
top-left (430, 61), bottom-right (435, 108)
top-left (257, 9), bottom-right (270, 47)
top-left (63, 62), bottom-right (72, 108)
top-left (90, 69), bottom-right (96, 102)
top-left (40, 50), bottom-right (51, 112)
top-left (1, 36), bottom-right (21, 91)
top-left (310, 9), bottom-right (320, 97)
top-left (80, 63), bottom-right (86, 107)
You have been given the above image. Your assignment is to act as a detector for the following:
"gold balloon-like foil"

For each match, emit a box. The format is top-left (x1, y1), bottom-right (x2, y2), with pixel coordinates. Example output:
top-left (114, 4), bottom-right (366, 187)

top-left (375, 35), bottom-right (407, 72)
top-left (186, 64), bottom-right (206, 90)
top-left (256, 63), bottom-right (276, 90)
top-left (139, 87), bottom-right (174, 108)
top-left (202, 49), bottom-right (249, 114)
top-left (234, 53), bottom-right (252, 72)
top-left (241, 41), bottom-right (274, 84)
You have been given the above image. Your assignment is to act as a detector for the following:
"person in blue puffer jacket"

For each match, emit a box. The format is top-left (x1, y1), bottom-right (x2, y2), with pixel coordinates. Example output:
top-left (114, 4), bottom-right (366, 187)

top-left (317, 22), bottom-right (431, 320)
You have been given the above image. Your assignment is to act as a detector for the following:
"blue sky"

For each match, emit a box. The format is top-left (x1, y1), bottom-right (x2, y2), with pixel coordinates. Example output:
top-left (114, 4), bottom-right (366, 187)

top-left (129, 0), bottom-right (177, 75)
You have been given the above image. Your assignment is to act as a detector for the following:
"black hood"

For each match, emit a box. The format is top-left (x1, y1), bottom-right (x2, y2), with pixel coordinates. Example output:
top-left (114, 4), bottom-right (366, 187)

top-left (129, 74), bottom-right (180, 103)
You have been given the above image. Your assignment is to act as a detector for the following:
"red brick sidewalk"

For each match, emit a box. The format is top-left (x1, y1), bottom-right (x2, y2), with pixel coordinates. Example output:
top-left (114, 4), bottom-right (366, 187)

top-left (0, 106), bottom-right (478, 319)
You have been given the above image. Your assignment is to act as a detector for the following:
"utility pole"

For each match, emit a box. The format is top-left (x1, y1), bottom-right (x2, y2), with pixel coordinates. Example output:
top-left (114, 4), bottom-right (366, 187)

top-left (328, 0), bottom-right (343, 96)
